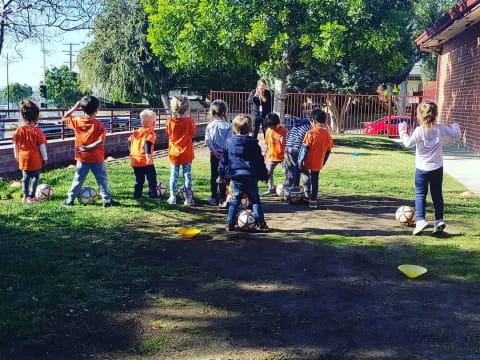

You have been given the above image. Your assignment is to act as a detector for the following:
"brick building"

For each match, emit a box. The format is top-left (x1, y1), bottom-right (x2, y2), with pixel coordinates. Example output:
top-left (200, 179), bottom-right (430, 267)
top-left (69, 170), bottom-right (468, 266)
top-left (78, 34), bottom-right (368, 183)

top-left (415, 0), bottom-right (480, 154)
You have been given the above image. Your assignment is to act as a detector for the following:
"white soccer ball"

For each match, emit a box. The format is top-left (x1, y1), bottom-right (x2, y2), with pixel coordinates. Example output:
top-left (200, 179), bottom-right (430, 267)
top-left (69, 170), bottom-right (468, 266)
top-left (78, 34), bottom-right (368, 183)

top-left (78, 186), bottom-right (98, 205)
top-left (284, 186), bottom-right (303, 204)
top-left (276, 184), bottom-right (285, 198)
top-left (236, 209), bottom-right (257, 231)
top-left (395, 206), bottom-right (416, 226)
top-left (177, 185), bottom-right (195, 201)
top-left (36, 184), bottom-right (54, 201)
top-left (156, 182), bottom-right (167, 198)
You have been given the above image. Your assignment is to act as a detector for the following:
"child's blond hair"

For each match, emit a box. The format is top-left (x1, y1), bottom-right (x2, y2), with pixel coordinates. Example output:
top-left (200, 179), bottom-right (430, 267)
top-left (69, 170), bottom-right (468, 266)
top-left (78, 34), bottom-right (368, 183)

top-left (417, 101), bottom-right (438, 128)
top-left (139, 109), bottom-right (156, 125)
top-left (232, 114), bottom-right (252, 135)
top-left (170, 96), bottom-right (190, 119)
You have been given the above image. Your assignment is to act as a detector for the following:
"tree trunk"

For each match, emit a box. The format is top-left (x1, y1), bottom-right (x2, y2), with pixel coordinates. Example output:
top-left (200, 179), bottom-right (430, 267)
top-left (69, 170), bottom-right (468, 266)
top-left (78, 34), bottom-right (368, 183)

top-left (161, 93), bottom-right (170, 109)
top-left (326, 95), bottom-right (352, 133)
top-left (273, 67), bottom-right (288, 123)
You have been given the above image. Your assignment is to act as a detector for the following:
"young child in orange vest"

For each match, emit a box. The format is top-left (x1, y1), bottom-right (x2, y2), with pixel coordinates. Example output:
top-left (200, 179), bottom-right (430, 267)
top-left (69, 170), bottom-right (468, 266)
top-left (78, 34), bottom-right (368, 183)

top-left (13, 99), bottom-right (48, 202)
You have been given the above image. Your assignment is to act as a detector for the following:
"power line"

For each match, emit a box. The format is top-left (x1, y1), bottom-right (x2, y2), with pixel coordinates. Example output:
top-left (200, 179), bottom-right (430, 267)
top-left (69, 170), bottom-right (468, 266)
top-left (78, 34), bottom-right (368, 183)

top-left (63, 43), bottom-right (81, 70)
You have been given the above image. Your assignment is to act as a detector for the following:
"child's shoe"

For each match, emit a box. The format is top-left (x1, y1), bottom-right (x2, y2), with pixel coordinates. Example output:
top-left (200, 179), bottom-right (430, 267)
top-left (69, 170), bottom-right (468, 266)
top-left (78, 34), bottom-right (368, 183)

top-left (218, 199), bottom-right (228, 208)
top-left (22, 197), bottom-right (28, 203)
top-left (207, 197), bottom-right (217, 206)
top-left (62, 200), bottom-right (74, 207)
top-left (432, 220), bottom-right (446, 234)
top-left (225, 223), bottom-right (234, 232)
top-left (26, 197), bottom-right (38, 203)
top-left (261, 189), bottom-right (275, 196)
top-left (413, 220), bottom-right (428, 235)
top-left (166, 195), bottom-right (176, 205)
top-left (184, 195), bottom-right (195, 206)
top-left (255, 222), bottom-right (270, 232)
top-left (103, 199), bottom-right (121, 208)
top-left (308, 200), bottom-right (318, 209)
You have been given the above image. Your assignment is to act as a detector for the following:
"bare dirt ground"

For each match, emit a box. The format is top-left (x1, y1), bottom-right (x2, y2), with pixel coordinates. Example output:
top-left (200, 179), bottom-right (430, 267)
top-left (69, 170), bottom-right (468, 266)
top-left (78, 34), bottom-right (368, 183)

top-left (9, 143), bottom-right (480, 360)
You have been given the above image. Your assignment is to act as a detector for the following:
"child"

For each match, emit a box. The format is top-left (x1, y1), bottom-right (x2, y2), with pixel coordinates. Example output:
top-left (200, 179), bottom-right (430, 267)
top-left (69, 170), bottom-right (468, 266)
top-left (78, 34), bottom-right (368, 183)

top-left (262, 112), bottom-right (288, 196)
top-left (399, 100), bottom-right (461, 235)
top-left (205, 100), bottom-right (232, 206)
top-left (62, 96), bottom-right (118, 207)
top-left (128, 109), bottom-right (158, 199)
top-left (166, 96), bottom-right (196, 205)
top-left (12, 100), bottom-right (48, 203)
top-left (284, 115), bottom-right (312, 193)
top-left (297, 109), bottom-right (333, 209)
top-left (218, 114), bottom-right (269, 232)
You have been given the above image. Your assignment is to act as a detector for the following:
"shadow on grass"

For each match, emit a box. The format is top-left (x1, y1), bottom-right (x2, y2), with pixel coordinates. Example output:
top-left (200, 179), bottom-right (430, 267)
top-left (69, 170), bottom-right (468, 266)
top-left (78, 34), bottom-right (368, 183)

top-left (333, 136), bottom-right (404, 152)
top-left (2, 204), bottom-right (480, 360)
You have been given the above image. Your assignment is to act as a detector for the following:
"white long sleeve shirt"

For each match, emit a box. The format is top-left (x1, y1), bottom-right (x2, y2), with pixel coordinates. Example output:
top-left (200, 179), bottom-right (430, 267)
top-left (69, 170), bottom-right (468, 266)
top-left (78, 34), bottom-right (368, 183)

top-left (400, 123), bottom-right (461, 171)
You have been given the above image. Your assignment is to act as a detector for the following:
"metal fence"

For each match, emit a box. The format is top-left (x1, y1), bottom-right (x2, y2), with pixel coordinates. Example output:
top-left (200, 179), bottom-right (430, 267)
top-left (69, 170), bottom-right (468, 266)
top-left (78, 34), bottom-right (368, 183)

top-left (0, 107), bottom-right (209, 145)
top-left (209, 90), bottom-right (428, 137)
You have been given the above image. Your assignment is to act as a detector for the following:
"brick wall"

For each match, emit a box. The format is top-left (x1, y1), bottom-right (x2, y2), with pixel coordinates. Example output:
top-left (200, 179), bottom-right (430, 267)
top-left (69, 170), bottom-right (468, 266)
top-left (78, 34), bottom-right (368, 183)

top-left (0, 124), bottom-right (206, 178)
top-left (437, 20), bottom-right (480, 154)
top-left (422, 81), bottom-right (437, 101)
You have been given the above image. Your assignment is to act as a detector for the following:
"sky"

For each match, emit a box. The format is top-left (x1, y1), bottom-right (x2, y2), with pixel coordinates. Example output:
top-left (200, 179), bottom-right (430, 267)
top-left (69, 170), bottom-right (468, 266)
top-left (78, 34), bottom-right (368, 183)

top-left (0, 30), bottom-right (90, 89)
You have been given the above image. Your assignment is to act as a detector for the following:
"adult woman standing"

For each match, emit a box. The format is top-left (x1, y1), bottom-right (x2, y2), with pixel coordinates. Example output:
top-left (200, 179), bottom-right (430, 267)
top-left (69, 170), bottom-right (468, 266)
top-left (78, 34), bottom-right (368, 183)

top-left (247, 79), bottom-right (272, 139)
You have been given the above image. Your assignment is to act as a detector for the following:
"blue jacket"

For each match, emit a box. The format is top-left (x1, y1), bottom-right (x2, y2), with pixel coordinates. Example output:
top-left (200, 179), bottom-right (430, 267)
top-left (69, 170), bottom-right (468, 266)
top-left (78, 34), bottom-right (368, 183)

top-left (218, 135), bottom-right (268, 181)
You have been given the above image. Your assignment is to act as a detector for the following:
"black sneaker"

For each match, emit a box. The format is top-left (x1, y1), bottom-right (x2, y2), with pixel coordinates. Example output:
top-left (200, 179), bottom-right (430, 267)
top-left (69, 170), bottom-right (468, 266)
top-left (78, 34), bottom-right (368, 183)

top-left (255, 222), bottom-right (270, 232)
top-left (103, 199), bottom-right (121, 208)
top-left (62, 200), bottom-right (74, 207)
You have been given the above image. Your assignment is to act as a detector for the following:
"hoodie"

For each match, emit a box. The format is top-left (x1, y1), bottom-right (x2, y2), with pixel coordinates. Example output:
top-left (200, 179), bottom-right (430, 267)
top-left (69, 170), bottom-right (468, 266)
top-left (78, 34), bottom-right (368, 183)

top-left (285, 118), bottom-right (312, 148)
top-left (218, 135), bottom-right (268, 181)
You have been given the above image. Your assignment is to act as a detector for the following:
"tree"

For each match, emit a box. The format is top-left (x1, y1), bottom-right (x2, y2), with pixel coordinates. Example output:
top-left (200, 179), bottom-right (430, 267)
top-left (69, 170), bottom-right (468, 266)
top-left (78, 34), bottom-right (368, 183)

top-left (78, 0), bottom-right (258, 107)
top-left (1, 83), bottom-right (32, 104)
top-left (45, 65), bottom-right (84, 108)
top-left (0, 0), bottom-right (101, 56)
top-left (142, 0), bottom-right (414, 123)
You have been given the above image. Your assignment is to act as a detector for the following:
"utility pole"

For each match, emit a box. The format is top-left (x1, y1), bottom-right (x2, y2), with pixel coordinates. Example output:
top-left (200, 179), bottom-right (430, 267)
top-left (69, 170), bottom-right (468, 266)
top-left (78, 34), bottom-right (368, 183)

top-left (41, 30), bottom-right (49, 109)
top-left (63, 43), bottom-right (81, 70)
top-left (6, 53), bottom-right (10, 115)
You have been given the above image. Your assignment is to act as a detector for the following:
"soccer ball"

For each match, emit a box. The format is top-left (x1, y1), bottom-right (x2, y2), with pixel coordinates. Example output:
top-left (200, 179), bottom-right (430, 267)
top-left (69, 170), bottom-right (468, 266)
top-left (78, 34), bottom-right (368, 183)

top-left (156, 182), bottom-right (167, 198)
top-left (177, 185), bottom-right (195, 200)
top-left (78, 186), bottom-right (98, 205)
top-left (237, 209), bottom-right (257, 231)
top-left (36, 184), bottom-right (54, 201)
top-left (276, 184), bottom-right (285, 197)
top-left (284, 186), bottom-right (303, 204)
top-left (395, 206), bottom-right (416, 226)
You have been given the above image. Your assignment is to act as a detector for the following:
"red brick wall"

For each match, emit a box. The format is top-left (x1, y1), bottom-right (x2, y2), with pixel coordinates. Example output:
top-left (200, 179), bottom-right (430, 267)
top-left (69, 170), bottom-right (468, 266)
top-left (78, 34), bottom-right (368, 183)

top-left (0, 124), bottom-right (206, 178)
top-left (422, 81), bottom-right (437, 101)
top-left (437, 20), bottom-right (480, 154)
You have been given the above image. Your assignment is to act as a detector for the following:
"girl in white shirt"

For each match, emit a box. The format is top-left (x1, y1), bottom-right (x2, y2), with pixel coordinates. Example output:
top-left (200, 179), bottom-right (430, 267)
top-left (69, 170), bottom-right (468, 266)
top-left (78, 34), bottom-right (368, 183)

top-left (399, 101), bottom-right (461, 235)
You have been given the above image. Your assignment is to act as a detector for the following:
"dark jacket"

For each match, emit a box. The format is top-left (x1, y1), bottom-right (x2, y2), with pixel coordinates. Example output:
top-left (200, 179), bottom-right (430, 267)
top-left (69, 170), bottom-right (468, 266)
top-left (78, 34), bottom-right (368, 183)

top-left (218, 135), bottom-right (268, 181)
top-left (247, 89), bottom-right (272, 119)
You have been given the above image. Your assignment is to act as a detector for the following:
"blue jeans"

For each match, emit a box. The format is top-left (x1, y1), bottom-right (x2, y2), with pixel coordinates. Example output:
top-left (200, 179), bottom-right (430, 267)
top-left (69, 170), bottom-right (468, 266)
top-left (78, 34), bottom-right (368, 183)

top-left (22, 170), bottom-right (40, 198)
top-left (67, 161), bottom-right (112, 202)
top-left (415, 167), bottom-right (444, 221)
top-left (170, 163), bottom-right (192, 196)
top-left (227, 178), bottom-right (265, 225)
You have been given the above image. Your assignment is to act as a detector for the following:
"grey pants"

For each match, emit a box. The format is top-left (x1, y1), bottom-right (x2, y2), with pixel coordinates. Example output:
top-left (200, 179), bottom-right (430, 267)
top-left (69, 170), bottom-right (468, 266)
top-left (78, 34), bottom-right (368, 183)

top-left (284, 147), bottom-right (311, 197)
top-left (267, 161), bottom-right (283, 191)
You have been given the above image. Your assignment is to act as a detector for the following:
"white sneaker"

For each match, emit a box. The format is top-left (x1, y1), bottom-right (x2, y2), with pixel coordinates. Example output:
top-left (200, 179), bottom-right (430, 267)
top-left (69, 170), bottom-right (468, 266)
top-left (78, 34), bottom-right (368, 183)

top-left (184, 195), bottom-right (195, 206)
top-left (432, 220), bottom-right (446, 234)
top-left (413, 220), bottom-right (429, 235)
top-left (167, 195), bottom-right (176, 205)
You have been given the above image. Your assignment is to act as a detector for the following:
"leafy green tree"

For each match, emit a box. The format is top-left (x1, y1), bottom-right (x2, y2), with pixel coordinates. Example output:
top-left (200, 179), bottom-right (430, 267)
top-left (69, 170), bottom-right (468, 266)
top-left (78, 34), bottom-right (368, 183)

top-left (142, 0), bottom-right (414, 122)
top-left (2, 83), bottom-right (32, 104)
top-left (78, 0), bottom-right (257, 107)
top-left (45, 66), bottom-right (84, 108)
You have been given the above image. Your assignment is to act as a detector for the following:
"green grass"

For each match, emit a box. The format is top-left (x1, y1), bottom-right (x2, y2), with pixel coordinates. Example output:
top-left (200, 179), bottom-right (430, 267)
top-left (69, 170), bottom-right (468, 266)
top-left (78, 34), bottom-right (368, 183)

top-left (0, 136), bottom-right (479, 356)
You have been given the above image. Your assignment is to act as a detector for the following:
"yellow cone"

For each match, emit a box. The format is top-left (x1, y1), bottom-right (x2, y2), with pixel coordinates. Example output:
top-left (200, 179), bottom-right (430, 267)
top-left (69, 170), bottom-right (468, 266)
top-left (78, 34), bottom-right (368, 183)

top-left (460, 191), bottom-right (476, 198)
top-left (398, 264), bottom-right (428, 279)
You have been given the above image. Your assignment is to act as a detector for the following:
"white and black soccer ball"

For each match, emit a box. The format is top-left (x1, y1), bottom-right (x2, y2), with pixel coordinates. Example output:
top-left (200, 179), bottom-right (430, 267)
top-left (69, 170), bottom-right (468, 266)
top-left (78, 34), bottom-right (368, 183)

top-left (156, 182), bottom-right (167, 198)
top-left (36, 184), bottom-right (54, 201)
top-left (395, 206), bottom-right (416, 226)
top-left (78, 186), bottom-right (98, 205)
top-left (177, 185), bottom-right (195, 201)
top-left (276, 184), bottom-right (285, 198)
top-left (236, 209), bottom-right (257, 231)
top-left (284, 186), bottom-right (303, 204)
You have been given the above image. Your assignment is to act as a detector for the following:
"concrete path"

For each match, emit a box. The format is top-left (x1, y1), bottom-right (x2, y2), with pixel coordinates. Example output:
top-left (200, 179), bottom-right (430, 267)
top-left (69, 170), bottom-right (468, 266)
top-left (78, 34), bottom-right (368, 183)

top-left (394, 139), bottom-right (480, 195)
